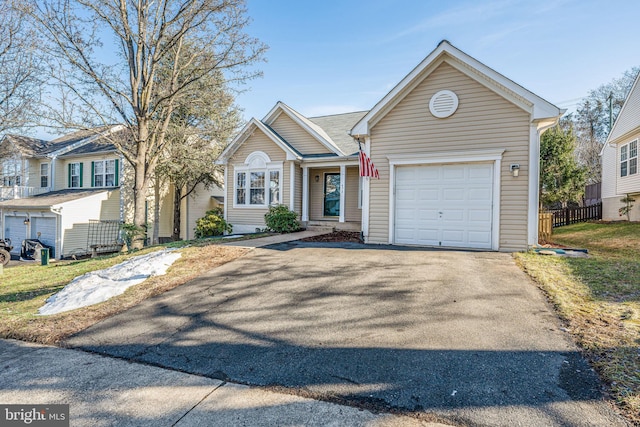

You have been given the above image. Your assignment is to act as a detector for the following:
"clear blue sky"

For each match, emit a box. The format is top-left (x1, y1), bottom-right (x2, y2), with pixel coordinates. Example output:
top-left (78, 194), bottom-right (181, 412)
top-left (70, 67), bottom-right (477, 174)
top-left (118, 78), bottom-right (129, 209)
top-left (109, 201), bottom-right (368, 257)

top-left (235, 0), bottom-right (640, 121)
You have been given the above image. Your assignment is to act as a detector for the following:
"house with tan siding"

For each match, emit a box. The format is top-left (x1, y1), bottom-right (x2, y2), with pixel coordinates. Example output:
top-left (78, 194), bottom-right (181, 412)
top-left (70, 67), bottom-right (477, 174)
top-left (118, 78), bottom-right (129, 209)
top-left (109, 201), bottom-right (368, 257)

top-left (601, 71), bottom-right (640, 221)
top-left (0, 126), bottom-right (221, 259)
top-left (219, 41), bottom-right (563, 251)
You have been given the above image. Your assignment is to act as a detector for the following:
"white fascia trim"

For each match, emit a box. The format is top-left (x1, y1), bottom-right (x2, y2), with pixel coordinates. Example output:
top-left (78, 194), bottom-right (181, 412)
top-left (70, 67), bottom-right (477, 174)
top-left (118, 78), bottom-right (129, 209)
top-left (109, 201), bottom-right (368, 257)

top-left (49, 125), bottom-right (125, 157)
top-left (217, 119), bottom-right (301, 164)
top-left (386, 149), bottom-right (504, 250)
top-left (263, 102), bottom-right (344, 156)
top-left (607, 72), bottom-right (640, 144)
top-left (352, 41), bottom-right (561, 136)
top-left (301, 159), bottom-right (358, 168)
top-left (387, 148), bottom-right (505, 166)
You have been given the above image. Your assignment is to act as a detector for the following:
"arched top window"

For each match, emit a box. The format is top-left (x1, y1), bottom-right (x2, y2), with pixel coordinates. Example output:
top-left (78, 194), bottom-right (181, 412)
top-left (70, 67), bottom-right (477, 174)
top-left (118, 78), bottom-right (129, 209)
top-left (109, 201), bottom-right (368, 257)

top-left (234, 151), bottom-right (283, 208)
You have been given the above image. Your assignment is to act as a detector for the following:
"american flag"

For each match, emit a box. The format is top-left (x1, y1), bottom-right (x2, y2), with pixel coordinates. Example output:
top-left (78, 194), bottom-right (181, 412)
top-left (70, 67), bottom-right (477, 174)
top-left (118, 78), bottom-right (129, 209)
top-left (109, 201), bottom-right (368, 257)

top-left (359, 149), bottom-right (379, 179)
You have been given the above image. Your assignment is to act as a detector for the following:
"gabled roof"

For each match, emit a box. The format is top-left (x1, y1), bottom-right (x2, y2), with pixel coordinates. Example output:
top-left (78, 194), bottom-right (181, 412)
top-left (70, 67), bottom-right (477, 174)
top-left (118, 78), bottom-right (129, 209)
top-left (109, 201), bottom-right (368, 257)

top-left (606, 70), bottom-right (640, 144)
top-left (263, 102), bottom-right (346, 155)
top-left (0, 125), bottom-right (124, 159)
top-left (217, 118), bottom-right (303, 163)
top-left (0, 135), bottom-right (50, 157)
top-left (351, 40), bottom-right (563, 136)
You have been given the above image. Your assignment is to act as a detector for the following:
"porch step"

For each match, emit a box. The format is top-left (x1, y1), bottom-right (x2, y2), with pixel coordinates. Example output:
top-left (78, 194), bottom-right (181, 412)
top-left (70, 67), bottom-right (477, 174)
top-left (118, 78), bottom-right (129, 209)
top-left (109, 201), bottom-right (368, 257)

top-left (305, 221), bottom-right (362, 232)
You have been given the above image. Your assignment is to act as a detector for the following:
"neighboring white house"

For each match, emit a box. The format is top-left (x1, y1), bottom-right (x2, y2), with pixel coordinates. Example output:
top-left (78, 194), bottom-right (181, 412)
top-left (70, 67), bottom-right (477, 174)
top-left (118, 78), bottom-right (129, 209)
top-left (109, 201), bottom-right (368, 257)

top-left (601, 71), bottom-right (640, 221)
top-left (218, 41), bottom-right (564, 251)
top-left (0, 127), bottom-right (222, 259)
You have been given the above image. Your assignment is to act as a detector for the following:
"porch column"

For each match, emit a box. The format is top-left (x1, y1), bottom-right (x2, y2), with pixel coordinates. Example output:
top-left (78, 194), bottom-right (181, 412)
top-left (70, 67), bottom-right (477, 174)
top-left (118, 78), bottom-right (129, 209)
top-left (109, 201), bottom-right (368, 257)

top-left (302, 166), bottom-right (309, 222)
top-left (339, 165), bottom-right (345, 223)
top-left (289, 162), bottom-right (295, 211)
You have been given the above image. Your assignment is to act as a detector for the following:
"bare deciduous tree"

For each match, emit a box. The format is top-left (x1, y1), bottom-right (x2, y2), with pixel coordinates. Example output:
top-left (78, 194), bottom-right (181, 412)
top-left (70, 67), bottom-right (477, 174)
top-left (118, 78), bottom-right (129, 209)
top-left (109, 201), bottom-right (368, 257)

top-left (0, 0), bottom-right (42, 135)
top-left (572, 67), bottom-right (639, 184)
top-left (28, 0), bottom-right (266, 248)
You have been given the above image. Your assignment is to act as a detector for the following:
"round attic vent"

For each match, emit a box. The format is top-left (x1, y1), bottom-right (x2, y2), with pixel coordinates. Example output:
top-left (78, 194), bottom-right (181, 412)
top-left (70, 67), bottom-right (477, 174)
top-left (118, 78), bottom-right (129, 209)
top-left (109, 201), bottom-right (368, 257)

top-left (429, 90), bottom-right (459, 118)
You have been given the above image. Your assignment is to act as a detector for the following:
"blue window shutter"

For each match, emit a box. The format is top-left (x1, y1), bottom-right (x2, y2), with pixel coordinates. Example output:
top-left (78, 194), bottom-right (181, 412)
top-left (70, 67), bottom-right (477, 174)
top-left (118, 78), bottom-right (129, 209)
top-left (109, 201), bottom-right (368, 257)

top-left (114, 159), bottom-right (119, 186)
top-left (91, 161), bottom-right (95, 187)
top-left (79, 163), bottom-right (83, 187)
top-left (68, 164), bottom-right (71, 187)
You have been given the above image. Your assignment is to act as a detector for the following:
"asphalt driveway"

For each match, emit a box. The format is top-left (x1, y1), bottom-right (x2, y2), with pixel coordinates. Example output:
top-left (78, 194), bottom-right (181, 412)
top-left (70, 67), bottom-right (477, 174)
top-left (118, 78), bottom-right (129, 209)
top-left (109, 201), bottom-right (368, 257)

top-left (66, 242), bottom-right (626, 426)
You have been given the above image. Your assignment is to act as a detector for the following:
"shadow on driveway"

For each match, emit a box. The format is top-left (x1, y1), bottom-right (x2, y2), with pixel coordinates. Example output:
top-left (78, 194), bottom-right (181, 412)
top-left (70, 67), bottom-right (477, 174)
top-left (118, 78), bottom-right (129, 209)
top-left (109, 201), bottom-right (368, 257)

top-left (65, 245), bottom-right (625, 426)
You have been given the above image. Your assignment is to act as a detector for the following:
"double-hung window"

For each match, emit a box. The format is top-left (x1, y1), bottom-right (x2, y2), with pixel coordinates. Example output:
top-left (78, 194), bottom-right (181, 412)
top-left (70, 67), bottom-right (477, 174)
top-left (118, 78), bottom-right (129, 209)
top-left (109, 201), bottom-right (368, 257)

top-left (621, 140), bottom-right (638, 177)
top-left (92, 159), bottom-right (118, 187)
top-left (235, 168), bottom-right (281, 207)
top-left (69, 163), bottom-right (82, 188)
top-left (40, 163), bottom-right (49, 188)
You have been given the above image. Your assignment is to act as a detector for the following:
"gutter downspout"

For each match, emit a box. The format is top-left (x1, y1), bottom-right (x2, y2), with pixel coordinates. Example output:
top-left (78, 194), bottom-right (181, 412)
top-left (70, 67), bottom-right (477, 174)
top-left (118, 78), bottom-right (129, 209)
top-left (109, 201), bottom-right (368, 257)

top-left (49, 155), bottom-right (57, 192)
top-left (50, 207), bottom-right (63, 260)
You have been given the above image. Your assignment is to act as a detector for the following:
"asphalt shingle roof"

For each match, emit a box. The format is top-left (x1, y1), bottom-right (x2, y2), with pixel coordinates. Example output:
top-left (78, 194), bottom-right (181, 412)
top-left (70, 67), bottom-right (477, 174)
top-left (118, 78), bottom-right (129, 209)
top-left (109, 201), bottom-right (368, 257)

top-left (0, 189), bottom-right (113, 209)
top-left (309, 111), bottom-right (369, 156)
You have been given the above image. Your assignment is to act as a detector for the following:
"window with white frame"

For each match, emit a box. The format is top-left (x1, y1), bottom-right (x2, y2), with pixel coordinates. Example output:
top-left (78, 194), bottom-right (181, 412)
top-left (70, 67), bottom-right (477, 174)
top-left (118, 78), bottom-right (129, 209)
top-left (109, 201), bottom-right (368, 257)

top-left (234, 151), bottom-right (282, 207)
top-left (621, 140), bottom-right (638, 177)
top-left (69, 162), bottom-right (81, 187)
top-left (2, 159), bottom-right (21, 186)
top-left (40, 163), bottom-right (49, 188)
top-left (92, 159), bottom-right (118, 187)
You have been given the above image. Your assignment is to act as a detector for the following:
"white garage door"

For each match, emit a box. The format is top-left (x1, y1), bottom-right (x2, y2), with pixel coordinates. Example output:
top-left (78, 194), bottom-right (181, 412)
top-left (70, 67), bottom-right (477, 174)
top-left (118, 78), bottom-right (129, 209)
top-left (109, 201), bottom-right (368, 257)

top-left (31, 217), bottom-right (56, 252)
top-left (394, 163), bottom-right (494, 249)
top-left (5, 216), bottom-right (28, 255)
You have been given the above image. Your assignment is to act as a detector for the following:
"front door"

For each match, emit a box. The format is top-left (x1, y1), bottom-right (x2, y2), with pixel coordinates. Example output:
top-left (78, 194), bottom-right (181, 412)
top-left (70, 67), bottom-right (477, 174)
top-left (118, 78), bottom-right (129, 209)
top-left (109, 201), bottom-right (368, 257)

top-left (323, 173), bottom-right (340, 217)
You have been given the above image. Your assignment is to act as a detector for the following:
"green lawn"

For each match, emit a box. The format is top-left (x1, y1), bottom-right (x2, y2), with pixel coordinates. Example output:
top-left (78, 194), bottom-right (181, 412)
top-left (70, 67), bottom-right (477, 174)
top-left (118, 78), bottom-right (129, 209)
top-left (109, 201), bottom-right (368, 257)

top-left (516, 221), bottom-right (640, 423)
top-left (0, 240), bottom-right (248, 344)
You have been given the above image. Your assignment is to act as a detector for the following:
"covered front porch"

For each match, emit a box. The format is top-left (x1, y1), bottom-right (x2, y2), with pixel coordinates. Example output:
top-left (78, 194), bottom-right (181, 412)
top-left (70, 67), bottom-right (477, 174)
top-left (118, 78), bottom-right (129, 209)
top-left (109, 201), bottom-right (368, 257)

top-left (300, 160), bottom-right (361, 231)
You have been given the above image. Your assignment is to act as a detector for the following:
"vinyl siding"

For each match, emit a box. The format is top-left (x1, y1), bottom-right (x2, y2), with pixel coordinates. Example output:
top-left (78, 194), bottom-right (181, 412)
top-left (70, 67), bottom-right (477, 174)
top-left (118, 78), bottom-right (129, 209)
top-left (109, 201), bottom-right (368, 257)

top-left (158, 185), bottom-right (174, 238)
top-left (56, 154), bottom-right (120, 190)
top-left (60, 190), bottom-right (120, 258)
top-left (226, 130), bottom-right (288, 229)
top-left (616, 129), bottom-right (640, 195)
top-left (345, 166), bottom-right (361, 222)
top-left (308, 166), bottom-right (359, 222)
top-left (270, 113), bottom-right (333, 155)
top-left (367, 62), bottom-right (530, 251)
top-left (181, 183), bottom-right (218, 240)
top-left (601, 143), bottom-right (618, 200)
top-left (608, 76), bottom-right (640, 143)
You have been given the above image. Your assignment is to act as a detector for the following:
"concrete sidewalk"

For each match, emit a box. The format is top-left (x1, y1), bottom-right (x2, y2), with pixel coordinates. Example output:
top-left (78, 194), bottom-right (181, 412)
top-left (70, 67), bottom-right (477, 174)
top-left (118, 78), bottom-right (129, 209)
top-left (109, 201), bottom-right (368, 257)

top-left (0, 339), bottom-right (447, 427)
top-left (222, 229), bottom-right (333, 248)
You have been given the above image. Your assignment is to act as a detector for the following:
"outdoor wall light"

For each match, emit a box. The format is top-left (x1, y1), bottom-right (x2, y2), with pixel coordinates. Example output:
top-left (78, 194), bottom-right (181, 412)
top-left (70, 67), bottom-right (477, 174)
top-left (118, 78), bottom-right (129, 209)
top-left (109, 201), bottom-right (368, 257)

top-left (315, 175), bottom-right (320, 182)
top-left (23, 217), bottom-right (30, 225)
top-left (510, 164), bottom-right (520, 177)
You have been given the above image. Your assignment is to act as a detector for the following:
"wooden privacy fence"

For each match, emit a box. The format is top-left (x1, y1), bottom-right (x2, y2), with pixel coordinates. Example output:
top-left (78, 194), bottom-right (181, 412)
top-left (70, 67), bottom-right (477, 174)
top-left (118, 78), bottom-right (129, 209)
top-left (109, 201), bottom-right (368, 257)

top-left (538, 212), bottom-right (553, 242)
top-left (538, 203), bottom-right (602, 241)
top-left (552, 203), bottom-right (602, 228)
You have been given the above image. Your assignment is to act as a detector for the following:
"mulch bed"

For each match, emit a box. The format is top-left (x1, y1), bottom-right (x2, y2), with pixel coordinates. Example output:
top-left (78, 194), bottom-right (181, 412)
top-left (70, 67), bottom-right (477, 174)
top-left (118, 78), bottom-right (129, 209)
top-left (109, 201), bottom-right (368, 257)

top-left (300, 231), bottom-right (363, 243)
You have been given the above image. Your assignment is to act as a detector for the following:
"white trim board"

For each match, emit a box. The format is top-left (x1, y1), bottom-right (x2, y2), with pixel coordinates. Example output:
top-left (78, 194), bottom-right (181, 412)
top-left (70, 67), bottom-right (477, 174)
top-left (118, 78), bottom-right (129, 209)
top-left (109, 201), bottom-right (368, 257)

top-left (387, 149), bottom-right (504, 251)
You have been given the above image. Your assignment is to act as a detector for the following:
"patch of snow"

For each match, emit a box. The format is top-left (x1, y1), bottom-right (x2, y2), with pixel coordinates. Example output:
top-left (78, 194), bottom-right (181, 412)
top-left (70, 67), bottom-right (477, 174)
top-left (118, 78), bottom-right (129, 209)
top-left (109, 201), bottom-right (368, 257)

top-left (38, 249), bottom-right (182, 316)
